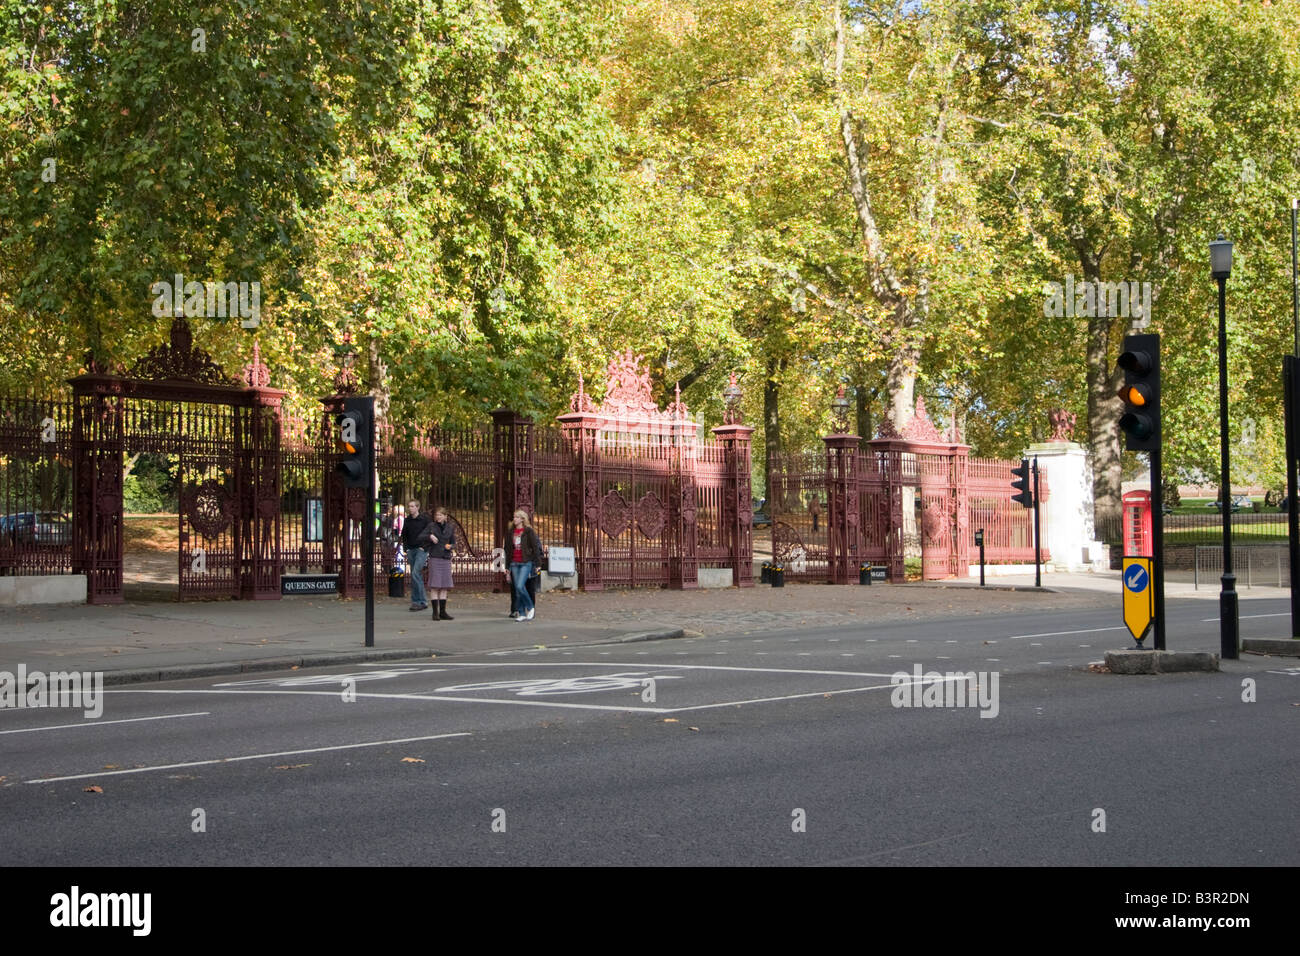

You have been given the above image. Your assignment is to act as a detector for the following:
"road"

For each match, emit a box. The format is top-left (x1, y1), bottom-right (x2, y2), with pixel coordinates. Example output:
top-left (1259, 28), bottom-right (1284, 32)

top-left (2, 596), bottom-right (1297, 866)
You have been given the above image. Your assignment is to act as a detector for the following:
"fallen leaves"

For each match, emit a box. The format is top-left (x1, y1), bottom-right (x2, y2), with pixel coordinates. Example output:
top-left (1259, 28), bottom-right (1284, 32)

top-left (400, 757), bottom-right (425, 763)
top-left (83, 785), bottom-right (103, 793)
top-left (273, 764), bottom-right (310, 770)
top-left (663, 718), bottom-right (678, 723)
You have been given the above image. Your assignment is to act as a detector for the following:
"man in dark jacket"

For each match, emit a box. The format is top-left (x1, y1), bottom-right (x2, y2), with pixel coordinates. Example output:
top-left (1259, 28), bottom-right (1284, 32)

top-left (400, 500), bottom-right (433, 611)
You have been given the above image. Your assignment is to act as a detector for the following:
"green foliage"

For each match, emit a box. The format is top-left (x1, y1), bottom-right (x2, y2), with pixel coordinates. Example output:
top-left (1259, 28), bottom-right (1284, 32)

top-left (0, 0), bottom-right (1298, 492)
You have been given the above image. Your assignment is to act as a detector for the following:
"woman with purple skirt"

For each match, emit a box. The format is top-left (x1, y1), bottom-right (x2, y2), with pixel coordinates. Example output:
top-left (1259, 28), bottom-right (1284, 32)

top-left (428, 507), bottom-right (456, 621)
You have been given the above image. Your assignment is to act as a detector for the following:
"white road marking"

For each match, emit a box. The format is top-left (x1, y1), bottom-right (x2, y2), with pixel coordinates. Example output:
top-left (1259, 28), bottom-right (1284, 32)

top-left (25, 732), bottom-right (470, 784)
top-left (1201, 612), bottom-right (1290, 622)
top-left (0, 711), bottom-right (209, 736)
top-left (103, 687), bottom-right (673, 714)
top-left (359, 661), bottom-right (900, 679)
top-left (1010, 626), bottom-right (1127, 639)
top-left (665, 682), bottom-right (900, 713)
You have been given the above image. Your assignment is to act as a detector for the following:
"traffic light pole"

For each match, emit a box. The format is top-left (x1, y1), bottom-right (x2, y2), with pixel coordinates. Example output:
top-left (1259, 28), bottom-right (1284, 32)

top-left (364, 406), bottom-right (376, 649)
top-left (1285, 357), bottom-right (1300, 637)
top-left (1032, 458), bottom-right (1042, 589)
top-left (1217, 277), bottom-right (1239, 660)
top-left (1151, 444), bottom-right (1166, 651)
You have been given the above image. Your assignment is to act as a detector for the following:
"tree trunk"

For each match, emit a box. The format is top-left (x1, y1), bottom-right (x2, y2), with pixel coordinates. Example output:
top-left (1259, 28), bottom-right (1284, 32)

top-left (885, 342), bottom-right (920, 428)
top-left (854, 381), bottom-right (872, 441)
top-left (1084, 295), bottom-right (1123, 534)
top-left (763, 355), bottom-right (785, 504)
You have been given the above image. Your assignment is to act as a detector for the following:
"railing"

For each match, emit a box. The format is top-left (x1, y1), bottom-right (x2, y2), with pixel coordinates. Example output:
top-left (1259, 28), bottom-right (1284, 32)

top-left (968, 457), bottom-right (1050, 564)
top-left (1194, 545), bottom-right (1290, 589)
top-left (0, 393), bottom-right (75, 576)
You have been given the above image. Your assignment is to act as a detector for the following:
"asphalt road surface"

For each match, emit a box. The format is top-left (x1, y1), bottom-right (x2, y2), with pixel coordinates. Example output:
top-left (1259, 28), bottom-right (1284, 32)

top-left (3, 596), bottom-right (1297, 866)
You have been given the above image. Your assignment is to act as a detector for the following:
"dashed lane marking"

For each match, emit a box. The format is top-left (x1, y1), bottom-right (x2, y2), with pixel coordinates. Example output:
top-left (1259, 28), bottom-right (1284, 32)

top-left (0, 711), bottom-right (210, 736)
top-left (25, 732), bottom-right (471, 784)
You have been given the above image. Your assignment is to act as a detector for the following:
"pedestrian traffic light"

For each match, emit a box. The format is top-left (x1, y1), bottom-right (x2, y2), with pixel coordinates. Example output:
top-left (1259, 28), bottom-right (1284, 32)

top-left (1011, 458), bottom-right (1033, 508)
top-left (1117, 333), bottom-right (1160, 452)
top-left (335, 397), bottom-right (373, 489)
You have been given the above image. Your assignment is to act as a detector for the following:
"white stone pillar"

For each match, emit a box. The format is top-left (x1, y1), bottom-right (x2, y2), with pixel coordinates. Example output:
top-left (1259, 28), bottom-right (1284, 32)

top-left (1023, 441), bottom-right (1108, 571)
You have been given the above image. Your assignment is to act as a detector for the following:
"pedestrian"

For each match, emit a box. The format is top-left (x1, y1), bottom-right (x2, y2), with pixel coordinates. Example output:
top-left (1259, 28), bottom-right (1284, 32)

top-left (506, 509), bottom-right (542, 622)
top-left (507, 563), bottom-right (538, 618)
top-left (399, 500), bottom-right (432, 611)
top-left (428, 506), bottom-right (456, 621)
top-left (809, 494), bottom-right (822, 533)
top-left (389, 505), bottom-right (406, 572)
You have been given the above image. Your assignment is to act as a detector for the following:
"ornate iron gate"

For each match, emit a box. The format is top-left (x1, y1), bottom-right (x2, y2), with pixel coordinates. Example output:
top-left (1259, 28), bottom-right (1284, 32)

top-left (70, 319), bottom-right (284, 603)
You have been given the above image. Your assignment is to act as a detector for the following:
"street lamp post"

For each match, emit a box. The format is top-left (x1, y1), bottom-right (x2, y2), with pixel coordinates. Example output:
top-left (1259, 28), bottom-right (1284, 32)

top-left (1210, 234), bottom-right (1238, 660)
top-left (831, 385), bottom-right (851, 433)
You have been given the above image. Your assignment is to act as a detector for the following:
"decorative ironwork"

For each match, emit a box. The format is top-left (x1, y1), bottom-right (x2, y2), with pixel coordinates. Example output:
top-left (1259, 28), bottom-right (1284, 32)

top-left (181, 479), bottom-right (234, 541)
top-left (601, 349), bottom-right (657, 417)
top-left (666, 382), bottom-right (689, 421)
top-left (127, 317), bottom-right (233, 385)
top-left (242, 340), bottom-right (272, 388)
top-left (570, 372), bottom-right (595, 413)
top-left (601, 489), bottom-right (631, 538)
top-left (1049, 408), bottom-right (1076, 442)
top-left (721, 373), bottom-right (743, 425)
top-left (636, 491), bottom-right (666, 540)
top-left (902, 396), bottom-right (946, 443)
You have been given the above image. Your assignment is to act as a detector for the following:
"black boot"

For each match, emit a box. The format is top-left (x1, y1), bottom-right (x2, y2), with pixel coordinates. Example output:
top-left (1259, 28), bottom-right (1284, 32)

top-left (438, 599), bottom-right (453, 621)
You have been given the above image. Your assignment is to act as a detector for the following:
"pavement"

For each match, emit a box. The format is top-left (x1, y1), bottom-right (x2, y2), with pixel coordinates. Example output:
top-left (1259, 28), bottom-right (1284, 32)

top-left (2, 568), bottom-right (1294, 684)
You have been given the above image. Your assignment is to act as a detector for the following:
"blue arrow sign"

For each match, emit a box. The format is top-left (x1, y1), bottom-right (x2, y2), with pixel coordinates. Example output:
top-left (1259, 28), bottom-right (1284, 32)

top-left (1124, 564), bottom-right (1149, 592)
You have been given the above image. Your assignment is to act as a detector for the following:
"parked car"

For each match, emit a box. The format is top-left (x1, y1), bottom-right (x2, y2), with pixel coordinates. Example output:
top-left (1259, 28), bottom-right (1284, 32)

top-left (3, 512), bottom-right (70, 545)
top-left (3, 512), bottom-right (37, 542)
top-left (34, 512), bottom-right (71, 545)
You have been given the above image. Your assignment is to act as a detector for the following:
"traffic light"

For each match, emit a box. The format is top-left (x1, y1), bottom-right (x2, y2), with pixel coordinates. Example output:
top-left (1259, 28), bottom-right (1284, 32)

top-left (1117, 333), bottom-right (1160, 452)
top-left (1011, 458), bottom-right (1033, 508)
top-left (335, 397), bottom-right (373, 489)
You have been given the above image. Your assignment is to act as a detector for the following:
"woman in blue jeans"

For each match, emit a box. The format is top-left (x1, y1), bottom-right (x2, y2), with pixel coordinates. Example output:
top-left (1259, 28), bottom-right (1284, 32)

top-left (506, 509), bottom-right (543, 621)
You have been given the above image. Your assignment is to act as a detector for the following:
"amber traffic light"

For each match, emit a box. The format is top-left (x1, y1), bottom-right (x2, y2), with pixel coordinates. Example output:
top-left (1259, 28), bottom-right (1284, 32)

top-left (1117, 333), bottom-right (1160, 452)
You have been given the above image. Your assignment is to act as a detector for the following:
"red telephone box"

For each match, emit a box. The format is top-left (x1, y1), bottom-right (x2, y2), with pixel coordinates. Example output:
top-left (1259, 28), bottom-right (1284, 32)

top-left (1123, 490), bottom-right (1152, 556)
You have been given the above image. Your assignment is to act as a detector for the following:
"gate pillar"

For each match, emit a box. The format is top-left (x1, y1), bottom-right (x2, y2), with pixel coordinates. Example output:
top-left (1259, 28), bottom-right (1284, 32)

top-left (712, 423), bottom-right (754, 588)
top-left (72, 378), bottom-right (125, 604)
top-left (823, 432), bottom-right (861, 585)
top-left (558, 406), bottom-right (602, 590)
top-left (239, 353), bottom-right (285, 599)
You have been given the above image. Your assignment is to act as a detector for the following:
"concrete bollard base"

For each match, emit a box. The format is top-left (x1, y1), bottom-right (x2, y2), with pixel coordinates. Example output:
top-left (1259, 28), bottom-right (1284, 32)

top-left (1104, 649), bottom-right (1219, 674)
top-left (1241, 638), bottom-right (1300, 657)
